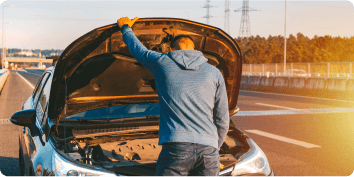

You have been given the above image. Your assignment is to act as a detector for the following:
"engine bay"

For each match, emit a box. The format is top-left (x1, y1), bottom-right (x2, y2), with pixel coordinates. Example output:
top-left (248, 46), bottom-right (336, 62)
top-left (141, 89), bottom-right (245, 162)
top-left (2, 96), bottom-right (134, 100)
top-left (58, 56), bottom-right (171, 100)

top-left (56, 127), bottom-right (248, 175)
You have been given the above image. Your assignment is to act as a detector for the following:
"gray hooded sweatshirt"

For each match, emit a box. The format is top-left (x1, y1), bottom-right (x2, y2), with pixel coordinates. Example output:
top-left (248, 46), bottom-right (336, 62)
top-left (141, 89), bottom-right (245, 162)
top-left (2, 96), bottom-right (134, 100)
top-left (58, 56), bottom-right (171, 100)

top-left (122, 27), bottom-right (229, 149)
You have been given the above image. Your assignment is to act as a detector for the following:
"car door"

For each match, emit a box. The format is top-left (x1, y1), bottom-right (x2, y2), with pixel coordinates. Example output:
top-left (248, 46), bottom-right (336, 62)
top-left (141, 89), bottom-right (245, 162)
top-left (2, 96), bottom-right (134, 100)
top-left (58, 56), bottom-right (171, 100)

top-left (21, 72), bottom-right (51, 175)
top-left (31, 73), bottom-right (54, 176)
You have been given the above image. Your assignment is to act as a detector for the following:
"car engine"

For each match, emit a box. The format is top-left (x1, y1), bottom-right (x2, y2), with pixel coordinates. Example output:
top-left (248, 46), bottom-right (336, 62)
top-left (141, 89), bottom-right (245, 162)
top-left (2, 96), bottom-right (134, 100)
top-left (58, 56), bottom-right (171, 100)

top-left (57, 127), bottom-right (247, 176)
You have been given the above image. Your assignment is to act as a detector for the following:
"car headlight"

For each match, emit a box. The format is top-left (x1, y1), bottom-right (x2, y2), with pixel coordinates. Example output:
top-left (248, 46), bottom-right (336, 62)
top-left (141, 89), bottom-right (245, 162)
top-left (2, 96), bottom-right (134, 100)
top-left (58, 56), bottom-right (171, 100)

top-left (52, 151), bottom-right (116, 176)
top-left (231, 138), bottom-right (272, 176)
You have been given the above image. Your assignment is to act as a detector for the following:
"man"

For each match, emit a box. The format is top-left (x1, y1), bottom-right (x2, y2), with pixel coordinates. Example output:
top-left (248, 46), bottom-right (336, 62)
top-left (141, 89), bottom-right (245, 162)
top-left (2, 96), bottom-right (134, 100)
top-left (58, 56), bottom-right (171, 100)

top-left (117, 17), bottom-right (229, 176)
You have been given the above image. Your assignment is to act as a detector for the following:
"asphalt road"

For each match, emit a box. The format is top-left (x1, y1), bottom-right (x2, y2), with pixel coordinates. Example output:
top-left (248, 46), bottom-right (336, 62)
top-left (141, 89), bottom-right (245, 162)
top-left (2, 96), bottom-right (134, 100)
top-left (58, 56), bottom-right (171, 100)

top-left (0, 70), bottom-right (36, 176)
top-left (0, 69), bottom-right (353, 176)
top-left (233, 90), bottom-right (354, 176)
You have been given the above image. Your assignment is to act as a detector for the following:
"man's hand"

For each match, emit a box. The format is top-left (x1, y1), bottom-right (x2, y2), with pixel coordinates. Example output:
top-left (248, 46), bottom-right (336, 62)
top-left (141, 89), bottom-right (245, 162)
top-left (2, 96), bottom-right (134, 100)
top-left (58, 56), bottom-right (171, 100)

top-left (117, 17), bottom-right (139, 28)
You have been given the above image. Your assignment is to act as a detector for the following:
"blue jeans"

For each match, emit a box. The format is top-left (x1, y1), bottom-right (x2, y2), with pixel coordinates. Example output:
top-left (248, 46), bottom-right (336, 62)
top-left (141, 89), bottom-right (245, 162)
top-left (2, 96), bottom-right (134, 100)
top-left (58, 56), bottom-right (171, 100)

top-left (155, 142), bottom-right (220, 176)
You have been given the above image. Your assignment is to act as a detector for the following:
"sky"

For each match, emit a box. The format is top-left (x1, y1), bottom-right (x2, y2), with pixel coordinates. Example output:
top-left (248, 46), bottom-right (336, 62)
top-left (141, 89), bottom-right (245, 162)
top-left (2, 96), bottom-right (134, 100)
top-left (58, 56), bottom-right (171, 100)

top-left (0, 0), bottom-right (354, 50)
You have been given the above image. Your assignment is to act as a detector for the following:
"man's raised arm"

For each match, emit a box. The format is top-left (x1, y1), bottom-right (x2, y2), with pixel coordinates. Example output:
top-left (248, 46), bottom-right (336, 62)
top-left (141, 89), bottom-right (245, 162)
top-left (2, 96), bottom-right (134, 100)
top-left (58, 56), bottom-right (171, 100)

top-left (117, 17), bottom-right (163, 74)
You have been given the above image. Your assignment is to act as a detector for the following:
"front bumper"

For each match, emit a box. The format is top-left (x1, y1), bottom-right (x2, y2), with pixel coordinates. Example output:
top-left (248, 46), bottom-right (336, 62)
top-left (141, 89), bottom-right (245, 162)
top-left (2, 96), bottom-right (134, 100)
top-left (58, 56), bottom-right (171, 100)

top-left (220, 168), bottom-right (274, 176)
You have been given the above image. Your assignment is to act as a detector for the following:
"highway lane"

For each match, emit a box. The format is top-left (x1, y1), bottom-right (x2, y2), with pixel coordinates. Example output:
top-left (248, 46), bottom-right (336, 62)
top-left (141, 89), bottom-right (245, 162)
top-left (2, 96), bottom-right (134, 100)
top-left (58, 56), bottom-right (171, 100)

top-left (16, 69), bottom-right (44, 87)
top-left (232, 112), bottom-right (354, 175)
top-left (0, 69), bottom-right (353, 176)
top-left (0, 69), bottom-right (42, 176)
top-left (234, 90), bottom-right (354, 175)
top-left (237, 90), bottom-right (354, 111)
top-left (20, 69), bottom-right (45, 76)
top-left (0, 71), bottom-right (34, 176)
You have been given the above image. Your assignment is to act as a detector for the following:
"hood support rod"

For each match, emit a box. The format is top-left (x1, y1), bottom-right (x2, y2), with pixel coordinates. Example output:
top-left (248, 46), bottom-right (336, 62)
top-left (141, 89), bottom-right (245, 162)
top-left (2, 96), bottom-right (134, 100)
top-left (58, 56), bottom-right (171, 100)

top-left (64, 76), bottom-right (68, 152)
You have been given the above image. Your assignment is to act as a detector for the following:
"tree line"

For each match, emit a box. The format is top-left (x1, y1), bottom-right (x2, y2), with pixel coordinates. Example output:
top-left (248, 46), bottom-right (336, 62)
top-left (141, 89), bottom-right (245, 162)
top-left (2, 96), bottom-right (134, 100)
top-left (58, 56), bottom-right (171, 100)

top-left (3, 33), bottom-right (354, 64)
top-left (235, 32), bottom-right (354, 64)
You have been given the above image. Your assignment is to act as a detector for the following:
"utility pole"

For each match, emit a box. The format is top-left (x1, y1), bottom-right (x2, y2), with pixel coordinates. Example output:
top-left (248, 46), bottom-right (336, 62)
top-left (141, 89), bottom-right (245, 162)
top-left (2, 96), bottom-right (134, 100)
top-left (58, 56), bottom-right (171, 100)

top-left (235, 0), bottom-right (259, 41)
top-left (202, 0), bottom-right (216, 25)
top-left (2, 5), bottom-right (13, 70)
top-left (284, 0), bottom-right (287, 74)
top-left (224, 0), bottom-right (230, 34)
top-left (2, 6), bottom-right (5, 69)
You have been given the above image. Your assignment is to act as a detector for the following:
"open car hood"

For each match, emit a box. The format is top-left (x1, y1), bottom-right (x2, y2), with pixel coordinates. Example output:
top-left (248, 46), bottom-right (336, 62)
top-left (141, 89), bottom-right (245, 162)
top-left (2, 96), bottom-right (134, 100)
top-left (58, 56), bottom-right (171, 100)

top-left (49, 18), bottom-right (242, 123)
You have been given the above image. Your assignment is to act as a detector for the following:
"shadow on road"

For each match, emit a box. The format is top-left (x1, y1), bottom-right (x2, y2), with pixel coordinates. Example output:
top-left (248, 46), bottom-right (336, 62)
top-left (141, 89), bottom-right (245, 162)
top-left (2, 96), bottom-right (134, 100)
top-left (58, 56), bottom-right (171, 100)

top-left (0, 156), bottom-right (20, 176)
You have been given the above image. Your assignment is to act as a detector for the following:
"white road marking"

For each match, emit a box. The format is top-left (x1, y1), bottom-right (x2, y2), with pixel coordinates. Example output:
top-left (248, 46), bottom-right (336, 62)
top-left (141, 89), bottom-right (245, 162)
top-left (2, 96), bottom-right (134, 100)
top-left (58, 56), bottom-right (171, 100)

top-left (256, 103), bottom-right (297, 110)
top-left (240, 90), bottom-right (354, 103)
top-left (233, 108), bottom-right (354, 116)
top-left (16, 72), bottom-right (35, 89)
top-left (245, 129), bottom-right (321, 148)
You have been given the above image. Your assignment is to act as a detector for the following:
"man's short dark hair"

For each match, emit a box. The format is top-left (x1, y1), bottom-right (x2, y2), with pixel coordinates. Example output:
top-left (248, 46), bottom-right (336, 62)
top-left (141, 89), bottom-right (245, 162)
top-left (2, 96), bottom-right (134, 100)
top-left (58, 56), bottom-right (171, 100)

top-left (170, 35), bottom-right (195, 48)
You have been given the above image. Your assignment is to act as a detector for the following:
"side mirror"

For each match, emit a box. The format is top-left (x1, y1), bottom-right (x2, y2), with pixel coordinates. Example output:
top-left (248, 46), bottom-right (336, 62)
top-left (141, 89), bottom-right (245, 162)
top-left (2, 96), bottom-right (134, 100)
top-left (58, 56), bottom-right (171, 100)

top-left (9, 109), bottom-right (36, 126)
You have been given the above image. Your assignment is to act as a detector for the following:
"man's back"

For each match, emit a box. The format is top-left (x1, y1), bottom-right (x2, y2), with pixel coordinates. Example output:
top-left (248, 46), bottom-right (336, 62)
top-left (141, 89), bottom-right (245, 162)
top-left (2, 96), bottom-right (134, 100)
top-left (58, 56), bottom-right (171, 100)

top-left (121, 27), bottom-right (229, 149)
top-left (155, 50), bottom-right (228, 149)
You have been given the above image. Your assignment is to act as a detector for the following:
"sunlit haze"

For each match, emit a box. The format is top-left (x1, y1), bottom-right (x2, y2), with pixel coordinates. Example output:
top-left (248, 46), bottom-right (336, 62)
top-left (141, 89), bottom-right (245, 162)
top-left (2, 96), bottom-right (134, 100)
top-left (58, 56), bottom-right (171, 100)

top-left (1, 0), bottom-right (354, 50)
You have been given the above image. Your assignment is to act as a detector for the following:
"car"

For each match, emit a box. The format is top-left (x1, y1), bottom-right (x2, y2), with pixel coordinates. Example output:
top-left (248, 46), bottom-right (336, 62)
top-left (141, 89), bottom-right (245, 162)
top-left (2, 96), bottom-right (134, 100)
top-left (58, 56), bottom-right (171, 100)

top-left (10, 18), bottom-right (273, 176)
top-left (284, 69), bottom-right (308, 77)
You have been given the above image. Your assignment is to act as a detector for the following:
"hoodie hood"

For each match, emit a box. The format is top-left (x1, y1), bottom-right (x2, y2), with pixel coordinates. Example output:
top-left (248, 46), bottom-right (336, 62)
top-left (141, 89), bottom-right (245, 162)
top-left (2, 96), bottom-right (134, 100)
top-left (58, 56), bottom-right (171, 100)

top-left (168, 50), bottom-right (208, 70)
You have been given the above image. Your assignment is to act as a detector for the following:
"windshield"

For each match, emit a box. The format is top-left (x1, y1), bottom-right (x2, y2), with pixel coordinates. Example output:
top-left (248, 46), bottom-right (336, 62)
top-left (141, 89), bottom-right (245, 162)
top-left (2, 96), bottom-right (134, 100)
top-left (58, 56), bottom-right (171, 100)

top-left (66, 103), bottom-right (160, 120)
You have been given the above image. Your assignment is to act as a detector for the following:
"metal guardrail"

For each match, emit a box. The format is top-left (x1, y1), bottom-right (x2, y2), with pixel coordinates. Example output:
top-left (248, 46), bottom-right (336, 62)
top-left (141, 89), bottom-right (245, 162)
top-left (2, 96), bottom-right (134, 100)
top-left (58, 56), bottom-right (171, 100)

top-left (242, 62), bottom-right (354, 78)
top-left (0, 69), bottom-right (9, 93)
top-left (243, 72), bottom-right (354, 78)
top-left (0, 69), bottom-right (8, 75)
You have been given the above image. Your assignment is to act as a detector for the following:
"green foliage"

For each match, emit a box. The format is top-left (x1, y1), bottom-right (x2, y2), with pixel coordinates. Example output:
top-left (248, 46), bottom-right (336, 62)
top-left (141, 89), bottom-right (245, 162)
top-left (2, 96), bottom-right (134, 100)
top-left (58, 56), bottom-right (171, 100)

top-left (236, 33), bottom-right (354, 64)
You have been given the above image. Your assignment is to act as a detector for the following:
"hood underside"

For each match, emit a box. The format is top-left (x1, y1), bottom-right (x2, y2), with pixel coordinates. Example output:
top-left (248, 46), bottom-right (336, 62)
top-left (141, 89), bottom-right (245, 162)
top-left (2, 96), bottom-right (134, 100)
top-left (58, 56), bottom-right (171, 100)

top-left (49, 18), bottom-right (242, 122)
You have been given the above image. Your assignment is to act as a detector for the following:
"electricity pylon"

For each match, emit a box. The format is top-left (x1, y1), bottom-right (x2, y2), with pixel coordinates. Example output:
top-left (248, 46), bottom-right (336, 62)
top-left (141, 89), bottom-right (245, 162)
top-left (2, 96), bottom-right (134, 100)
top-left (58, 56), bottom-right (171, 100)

top-left (235, 0), bottom-right (259, 40)
top-left (202, 0), bottom-right (216, 25)
top-left (224, 0), bottom-right (230, 34)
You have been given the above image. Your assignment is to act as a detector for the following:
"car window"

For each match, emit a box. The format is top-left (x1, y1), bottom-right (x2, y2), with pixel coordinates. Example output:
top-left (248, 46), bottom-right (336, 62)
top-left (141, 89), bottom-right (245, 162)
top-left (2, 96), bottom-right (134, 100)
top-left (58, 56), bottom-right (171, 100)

top-left (41, 105), bottom-right (49, 129)
top-left (32, 72), bottom-right (48, 98)
top-left (36, 75), bottom-right (52, 124)
top-left (33, 73), bottom-right (49, 104)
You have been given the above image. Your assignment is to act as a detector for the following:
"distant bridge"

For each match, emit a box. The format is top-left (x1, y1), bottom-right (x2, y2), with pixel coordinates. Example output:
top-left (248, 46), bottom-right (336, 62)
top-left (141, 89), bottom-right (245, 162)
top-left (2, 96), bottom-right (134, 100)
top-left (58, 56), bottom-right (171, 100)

top-left (5, 57), bottom-right (53, 63)
top-left (4, 57), bottom-right (54, 68)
